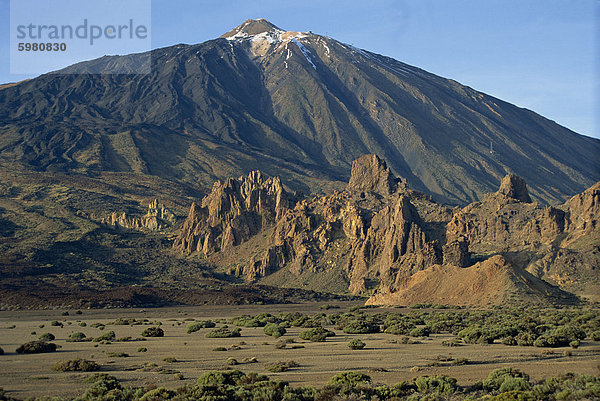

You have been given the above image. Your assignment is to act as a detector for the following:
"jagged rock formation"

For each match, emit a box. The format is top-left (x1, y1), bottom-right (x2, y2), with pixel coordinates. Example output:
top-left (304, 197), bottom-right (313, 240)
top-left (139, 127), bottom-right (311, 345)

top-left (346, 154), bottom-right (405, 196)
top-left (175, 154), bottom-right (599, 305)
top-left (173, 171), bottom-right (288, 255)
top-left (102, 199), bottom-right (176, 231)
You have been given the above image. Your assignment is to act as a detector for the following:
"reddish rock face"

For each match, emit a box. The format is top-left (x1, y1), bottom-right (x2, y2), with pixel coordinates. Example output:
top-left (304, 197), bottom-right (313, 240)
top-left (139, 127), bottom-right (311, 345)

top-left (174, 154), bottom-right (600, 305)
top-left (173, 171), bottom-right (288, 255)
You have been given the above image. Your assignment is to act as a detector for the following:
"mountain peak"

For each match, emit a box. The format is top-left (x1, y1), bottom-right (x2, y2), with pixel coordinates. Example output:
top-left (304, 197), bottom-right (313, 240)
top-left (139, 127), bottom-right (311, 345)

top-left (220, 19), bottom-right (283, 39)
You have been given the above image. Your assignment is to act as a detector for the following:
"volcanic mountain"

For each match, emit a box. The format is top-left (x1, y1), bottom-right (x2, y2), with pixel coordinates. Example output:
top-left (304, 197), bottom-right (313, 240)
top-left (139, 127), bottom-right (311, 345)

top-left (1, 19), bottom-right (598, 205)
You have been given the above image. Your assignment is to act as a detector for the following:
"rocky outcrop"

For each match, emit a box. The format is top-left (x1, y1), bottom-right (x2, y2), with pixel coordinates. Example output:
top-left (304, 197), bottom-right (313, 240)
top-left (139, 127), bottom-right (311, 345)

top-left (346, 154), bottom-right (406, 196)
top-left (173, 171), bottom-right (288, 255)
top-left (102, 199), bottom-right (176, 231)
top-left (497, 174), bottom-right (532, 203)
top-left (174, 156), bottom-right (600, 305)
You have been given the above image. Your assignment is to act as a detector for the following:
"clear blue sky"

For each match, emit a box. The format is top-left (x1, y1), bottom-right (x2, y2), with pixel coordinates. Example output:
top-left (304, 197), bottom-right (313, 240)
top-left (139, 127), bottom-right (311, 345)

top-left (1, 0), bottom-right (597, 138)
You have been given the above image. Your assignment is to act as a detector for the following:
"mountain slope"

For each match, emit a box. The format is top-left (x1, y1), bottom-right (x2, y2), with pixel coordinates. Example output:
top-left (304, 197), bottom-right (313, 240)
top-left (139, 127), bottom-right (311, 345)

top-left (0, 19), bottom-right (598, 205)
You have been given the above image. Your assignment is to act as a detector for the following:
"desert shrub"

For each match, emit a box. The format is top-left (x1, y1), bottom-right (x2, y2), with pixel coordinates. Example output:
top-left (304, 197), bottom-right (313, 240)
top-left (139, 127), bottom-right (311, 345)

top-left (499, 377), bottom-right (532, 393)
top-left (16, 341), bottom-right (57, 354)
top-left (327, 371), bottom-right (372, 390)
top-left (553, 325), bottom-right (586, 341)
top-left (111, 317), bottom-right (141, 325)
top-left (348, 339), bottom-right (366, 350)
top-left (263, 323), bottom-right (286, 338)
top-left (139, 388), bottom-right (177, 401)
top-left (68, 332), bottom-right (87, 341)
top-left (265, 360), bottom-right (299, 372)
top-left (137, 347), bottom-right (147, 352)
top-left (80, 374), bottom-right (122, 399)
top-left (197, 370), bottom-right (246, 386)
top-left (78, 322), bottom-right (87, 327)
top-left (299, 327), bottom-right (335, 342)
top-left (484, 368), bottom-right (530, 391)
top-left (342, 320), bottom-right (380, 334)
top-left (414, 375), bottom-right (458, 395)
top-left (163, 357), bottom-right (177, 363)
top-left (205, 327), bottom-right (241, 338)
top-left (231, 313), bottom-right (280, 327)
top-left (107, 352), bottom-right (129, 358)
top-left (516, 332), bottom-right (536, 346)
top-left (452, 358), bottom-right (470, 365)
top-left (141, 326), bottom-right (164, 337)
top-left (38, 332), bottom-right (55, 341)
top-left (212, 347), bottom-right (227, 351)
top-left (90, 323), bottom-right (105, 330)
top-left (52, 359), bottom-right (100, 372)
top-left (409, 327), bottom-right (431, 337)
top-left (320, 304), bottom-right (340, 310)
top-left (384, 321), bottom-right (416, 335)
top-left (441, 338), bottom-right (462, 347)
top-left (93, 330), bottom-right (116, 342)
top-left (458, 326), bottom-right (494, 344)
top-left (186, 320), bottom-right (216, 333)
top-left (570, 340), bottom-right (580, 349)
top-left (50, 321), bottom-right (62, 327)
top-left (533, 334), bottom-right (569, 348)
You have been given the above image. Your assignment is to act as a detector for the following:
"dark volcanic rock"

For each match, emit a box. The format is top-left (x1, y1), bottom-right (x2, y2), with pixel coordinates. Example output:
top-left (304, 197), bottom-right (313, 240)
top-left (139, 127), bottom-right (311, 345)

top-left (0, 20), bottom-right (597, 204)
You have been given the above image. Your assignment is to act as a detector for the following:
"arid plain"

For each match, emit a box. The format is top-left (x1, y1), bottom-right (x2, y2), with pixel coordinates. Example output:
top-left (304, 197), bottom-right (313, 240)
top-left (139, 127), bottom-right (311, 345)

top-left (1, 302), bottom-right (599, 399)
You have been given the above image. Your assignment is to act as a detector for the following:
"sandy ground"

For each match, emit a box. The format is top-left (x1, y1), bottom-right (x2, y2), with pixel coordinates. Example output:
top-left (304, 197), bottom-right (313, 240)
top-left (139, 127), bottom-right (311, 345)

top-left (1, 303), bottom-right (599, 399)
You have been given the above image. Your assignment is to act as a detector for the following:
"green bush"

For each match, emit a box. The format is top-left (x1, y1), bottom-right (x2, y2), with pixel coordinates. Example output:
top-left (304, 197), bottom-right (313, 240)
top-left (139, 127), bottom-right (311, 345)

top-left (414, 375), bottom-right (458, 395)
top-left (106, 352), bottom-right (129, 358)
top-left (197, 370), bottom-right (246, 386)
top-left (206, 327), bottom-right (241, 338)
top-left (299, 327), bottom-right (335, 342)
top-left (16, 341), bottom-right (57, 354)
top-left (38, 332), bottom-right (55, 341)
top-left (327, 371), bottom-right (372, 389)
top-left (458, 326), bottom-right (494, 344)
top-left (484, 368), bottom-right (530, 391)
top-left (342, 320), bottom-right (380, 334)
top-left (137, 347), bottom-right (147, 352)
top-left (348, 339), bottom-right (366, 350)
top-left (141, 327), bottom-right (164, 337)
top-left (409, 327), bottom-right (430, 337)
top-left (516, 332), bottom-right (536, 346)
top-left (93, 330), bottom-right (116, 342)
top-left (186, 320), bottom-right (216, 333)
top-left (50, 321), bottom-right (62, 327)
top-left (263, 323), bottom-right (286, 338)
top-left (385, 321), bottom-right (416, 335)
top-left (52, 359), bottom-right (100, 372)
top-left (139, 388), bottom-right (176, 401)
top-left (68, 332), bottom-right (87, 341)
top-left (265, 360), bottom-right (299, 372)
top-left (499, 377), bottom-right (532, 393)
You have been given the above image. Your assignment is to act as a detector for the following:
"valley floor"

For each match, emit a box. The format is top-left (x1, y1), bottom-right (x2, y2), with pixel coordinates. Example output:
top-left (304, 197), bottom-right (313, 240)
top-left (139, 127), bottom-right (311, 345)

top-left (0, 303), bottom-right (599, 399)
